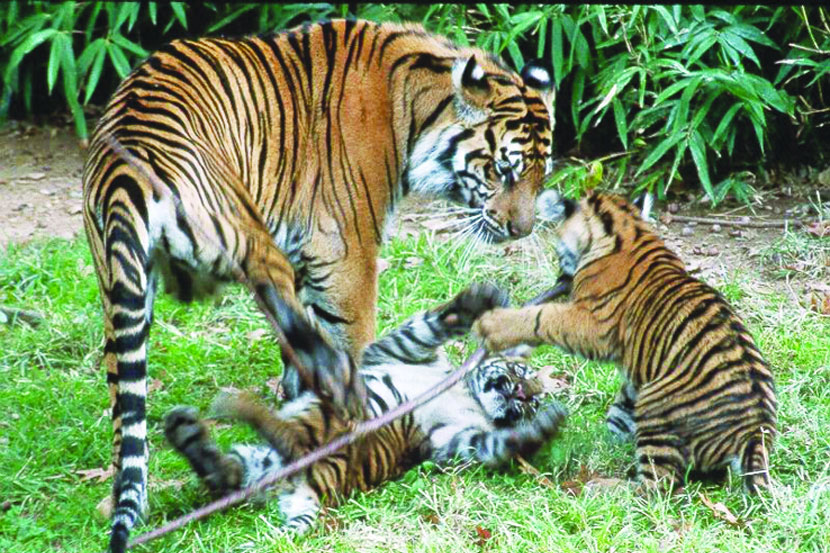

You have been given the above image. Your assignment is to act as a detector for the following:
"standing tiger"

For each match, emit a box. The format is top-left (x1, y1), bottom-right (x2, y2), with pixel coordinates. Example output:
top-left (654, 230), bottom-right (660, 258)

top-left (165, 284), bottom-right (565, 535)
top-left (475, 190), bottom-right (777, 493)
top-left (82, 18), bottom-right (555, 551)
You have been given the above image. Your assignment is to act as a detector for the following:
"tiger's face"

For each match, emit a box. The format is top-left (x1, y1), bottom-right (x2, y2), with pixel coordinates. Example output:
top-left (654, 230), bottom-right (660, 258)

top-left (409, 56), bottom-right (555, 243)
top-left (467, 356), bottom-right (544, 427)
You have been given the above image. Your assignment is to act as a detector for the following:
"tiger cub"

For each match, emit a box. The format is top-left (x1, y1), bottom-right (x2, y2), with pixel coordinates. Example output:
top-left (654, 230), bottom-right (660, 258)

top-left (475, 190), bottom-right (777, 493)
top-left (166, 284), bottom-right (566, 533)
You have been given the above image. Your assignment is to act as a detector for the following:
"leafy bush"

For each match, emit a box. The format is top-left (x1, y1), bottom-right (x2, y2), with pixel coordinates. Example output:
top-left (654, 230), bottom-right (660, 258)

top-left (0, 2), bottom-right (827, 203)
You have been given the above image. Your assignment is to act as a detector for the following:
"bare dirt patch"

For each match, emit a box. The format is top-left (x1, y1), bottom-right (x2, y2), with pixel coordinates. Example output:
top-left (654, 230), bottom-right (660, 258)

top-left (0, 120), bottom-right (87, 247)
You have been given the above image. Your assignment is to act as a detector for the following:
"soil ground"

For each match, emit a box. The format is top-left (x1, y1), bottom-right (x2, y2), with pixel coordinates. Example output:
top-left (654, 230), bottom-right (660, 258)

top-left (1, 118), bottom-right (827, 306)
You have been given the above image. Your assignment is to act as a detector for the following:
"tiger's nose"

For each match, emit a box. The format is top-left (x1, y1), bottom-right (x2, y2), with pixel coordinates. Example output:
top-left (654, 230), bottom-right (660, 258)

top-left (507, 220), bottom-right (531, 238)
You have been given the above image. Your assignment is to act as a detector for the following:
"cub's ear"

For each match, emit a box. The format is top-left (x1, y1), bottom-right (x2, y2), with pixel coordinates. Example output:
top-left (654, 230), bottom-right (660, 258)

top-left (536, 189), bottom-right (575, 223)
top-left (453, 55), bottom-right (490, 123)
top-left (521, 59), bottom-right (555, 122)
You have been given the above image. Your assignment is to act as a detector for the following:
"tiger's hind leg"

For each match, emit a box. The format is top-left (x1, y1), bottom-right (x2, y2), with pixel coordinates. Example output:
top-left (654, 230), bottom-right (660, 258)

top-left (633, 411), bottom-right (687, 493)
top-left (279, 481), bottom-right (321, 535)
top-left (740, 432), bottom-right (772, 494)
top-left (164, 407), bottom-right (245, 495)
top-left (606, 380), bottom-right (637, 441)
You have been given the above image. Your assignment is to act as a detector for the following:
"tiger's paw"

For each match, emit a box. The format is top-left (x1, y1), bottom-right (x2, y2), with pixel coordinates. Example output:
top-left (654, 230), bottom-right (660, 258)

top-left (295, 340), bottom-right (366, 420)
top-left (442, 282), bottom-right (510, 332)
top-left (473, 307), bottom-right (530, 352)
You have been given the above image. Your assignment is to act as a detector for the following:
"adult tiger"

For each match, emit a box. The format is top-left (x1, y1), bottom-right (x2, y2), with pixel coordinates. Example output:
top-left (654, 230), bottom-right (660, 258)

top-left (475, 190), bottom-right (777, 493)
top-left (81, 19), bottom-right (555, 552)
top-left (165, 284), bottom-right (565, 536)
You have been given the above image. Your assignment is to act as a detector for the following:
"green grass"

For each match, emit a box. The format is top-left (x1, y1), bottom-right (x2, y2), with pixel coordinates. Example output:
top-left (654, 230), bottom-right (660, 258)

top-left (1, 228), bottom-right (829, 553)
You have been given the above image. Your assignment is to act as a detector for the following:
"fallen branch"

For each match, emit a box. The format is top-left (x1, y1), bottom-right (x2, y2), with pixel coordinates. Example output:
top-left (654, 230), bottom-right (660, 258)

top-left (0, 305), bottom-right (45, 327)
top-left (661, 214), bottom-right (803, 229)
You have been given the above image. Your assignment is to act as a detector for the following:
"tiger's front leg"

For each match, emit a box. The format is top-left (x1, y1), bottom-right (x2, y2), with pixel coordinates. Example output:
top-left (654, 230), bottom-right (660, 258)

top-left (474, 302), bottom-right (617, 361)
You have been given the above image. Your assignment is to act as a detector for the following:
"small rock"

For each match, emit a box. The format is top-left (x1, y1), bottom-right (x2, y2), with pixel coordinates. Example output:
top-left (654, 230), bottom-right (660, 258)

top-left (13, 203), bottom-right (30, 212)
top-left (36, 220), bottom-right (47, 229)
top-left (692, 246), bottom-right (704, 255)
top-left (681, 226), bottom-right (694, 236)
top-left (1, 501), bottom-right (11, 512)
top-left (667, 202), bottom-right (680, 214)
top-left (706, 246), bottom-right (720, 256)
top-left (0, 178), bottom-right (7, 185)
top-left (26, 171), bottom-right (46, 181)
top-left (739, 216), bottom-right (751, 224)
top-left (687, 221), bottom-right (697, 227)
top-left (712, 224), bottom-right (722, 233)
top-left (729, 229), bottom-right (743, 238)
top-left (39, 188), bottom-right (54, 196)
top-left (68, 206), bottom-right (83, 215)
top-left (69, 190), bottom-right (83, 199)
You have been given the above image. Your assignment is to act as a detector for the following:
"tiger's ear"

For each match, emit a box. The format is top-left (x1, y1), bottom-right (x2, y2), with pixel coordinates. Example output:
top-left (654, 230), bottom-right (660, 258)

top-left (453, 56), bottom-right (490, 123)
top-left (521, 59), bottom-right (555, 122)
top-left (536, 189), bottom-right (575, 223)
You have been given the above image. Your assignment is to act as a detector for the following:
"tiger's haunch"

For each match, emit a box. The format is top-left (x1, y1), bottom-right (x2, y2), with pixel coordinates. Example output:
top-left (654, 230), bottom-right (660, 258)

top-left (476, 191), bottom-right (777, 493)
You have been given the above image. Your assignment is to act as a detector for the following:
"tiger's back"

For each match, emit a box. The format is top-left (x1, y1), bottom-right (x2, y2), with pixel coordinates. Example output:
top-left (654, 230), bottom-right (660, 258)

top-left (477, 191), bottom-right (776, 492)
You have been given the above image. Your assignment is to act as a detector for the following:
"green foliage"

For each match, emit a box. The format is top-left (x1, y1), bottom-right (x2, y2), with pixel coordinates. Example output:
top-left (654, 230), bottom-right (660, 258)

top-left (0, 3), bottom-right (827, 203)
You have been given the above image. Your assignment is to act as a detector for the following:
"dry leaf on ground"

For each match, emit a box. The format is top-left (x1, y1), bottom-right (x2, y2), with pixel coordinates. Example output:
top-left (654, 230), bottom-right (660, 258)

top-left (147, 378), bottom-right (164, 394)
top-left (515, 455), bottom-right (555, 488)
top-left (698, 492), bottom-right (745, 528)
top-left (474, 525), bottom-right (493, 547)
top-left (560, 465), bottom-right (601, 497)
top-left (247, 328), bottom-right (269, 344)
top-left (807, 292), bottom-right (830, 315)
top-left (75, 464), bottom-right (115, 484)
top-left (377, 257), bottom-right (390, 274)
top-left (96, 495), bottom-right (114, 520)
top-left (806, 220), bottom-right (830, 238)
top-left (404, 256), bottom-right (424, 268)
top-left (536, 366), bottom-right (571, 394)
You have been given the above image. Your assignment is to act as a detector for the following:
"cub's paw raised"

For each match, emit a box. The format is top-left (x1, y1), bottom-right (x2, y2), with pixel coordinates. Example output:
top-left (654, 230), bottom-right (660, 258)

top-left (473, 308), bottom-right (527, 352)
top-left (443, 282), bottom-right (510, 331)
top-left (164, 406), bottom-right (206, 451)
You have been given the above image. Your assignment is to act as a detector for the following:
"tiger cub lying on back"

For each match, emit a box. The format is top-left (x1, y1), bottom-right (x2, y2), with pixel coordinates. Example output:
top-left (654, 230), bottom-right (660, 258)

top-left (166, 284), bottom-right (566, 534)
top-left (475, 191), bottom-right (777, 493)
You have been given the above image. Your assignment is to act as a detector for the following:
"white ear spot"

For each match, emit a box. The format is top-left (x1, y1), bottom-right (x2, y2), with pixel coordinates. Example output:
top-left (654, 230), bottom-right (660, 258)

top-left (471, 63), bottom-right (484, 81)
top-left (525, 66), bottom-right (550, 87)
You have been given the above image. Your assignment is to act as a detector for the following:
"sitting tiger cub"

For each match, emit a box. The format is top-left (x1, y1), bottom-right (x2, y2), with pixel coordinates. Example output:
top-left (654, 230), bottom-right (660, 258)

top-left (475, 191), bottom-right (777, 493)
top-left (166, 284), bottom-right (566, 534)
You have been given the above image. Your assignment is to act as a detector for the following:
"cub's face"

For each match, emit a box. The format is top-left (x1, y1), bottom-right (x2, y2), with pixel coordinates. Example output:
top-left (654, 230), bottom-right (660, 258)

top-left (409, 57), bottom-right (556, 243)
top-left (468, 356), bottom-right (544, 427)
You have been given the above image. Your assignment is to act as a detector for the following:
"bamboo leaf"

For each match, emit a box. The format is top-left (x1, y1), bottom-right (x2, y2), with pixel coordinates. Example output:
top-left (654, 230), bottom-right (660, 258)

top-left (4, 28), bottom-right (58, 85)
top-left (720, 29), bottom-right (760, 68)
top-left (636, 132), bottom-right (684, 176)
top-left (47, 33), bottom-right (64, 94)
top-left (84, 44), bottom-right (107, 104)
top-left (612, 97), bottom-right (628, 150)
top-left (107, 42), bottom-right (131, 79)
top-left (551, 17), bottom-right (564, 85)
top-left (689, 129), bottom-right (713, 200)
top-left (171, 2), bottom-right (188, 30)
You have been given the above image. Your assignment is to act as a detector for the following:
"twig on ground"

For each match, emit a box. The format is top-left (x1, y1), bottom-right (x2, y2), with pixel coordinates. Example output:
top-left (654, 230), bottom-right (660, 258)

top-left (0, 306), bottom-right (45, 326)
top-left (661, 214), bottom-right (804, 229)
